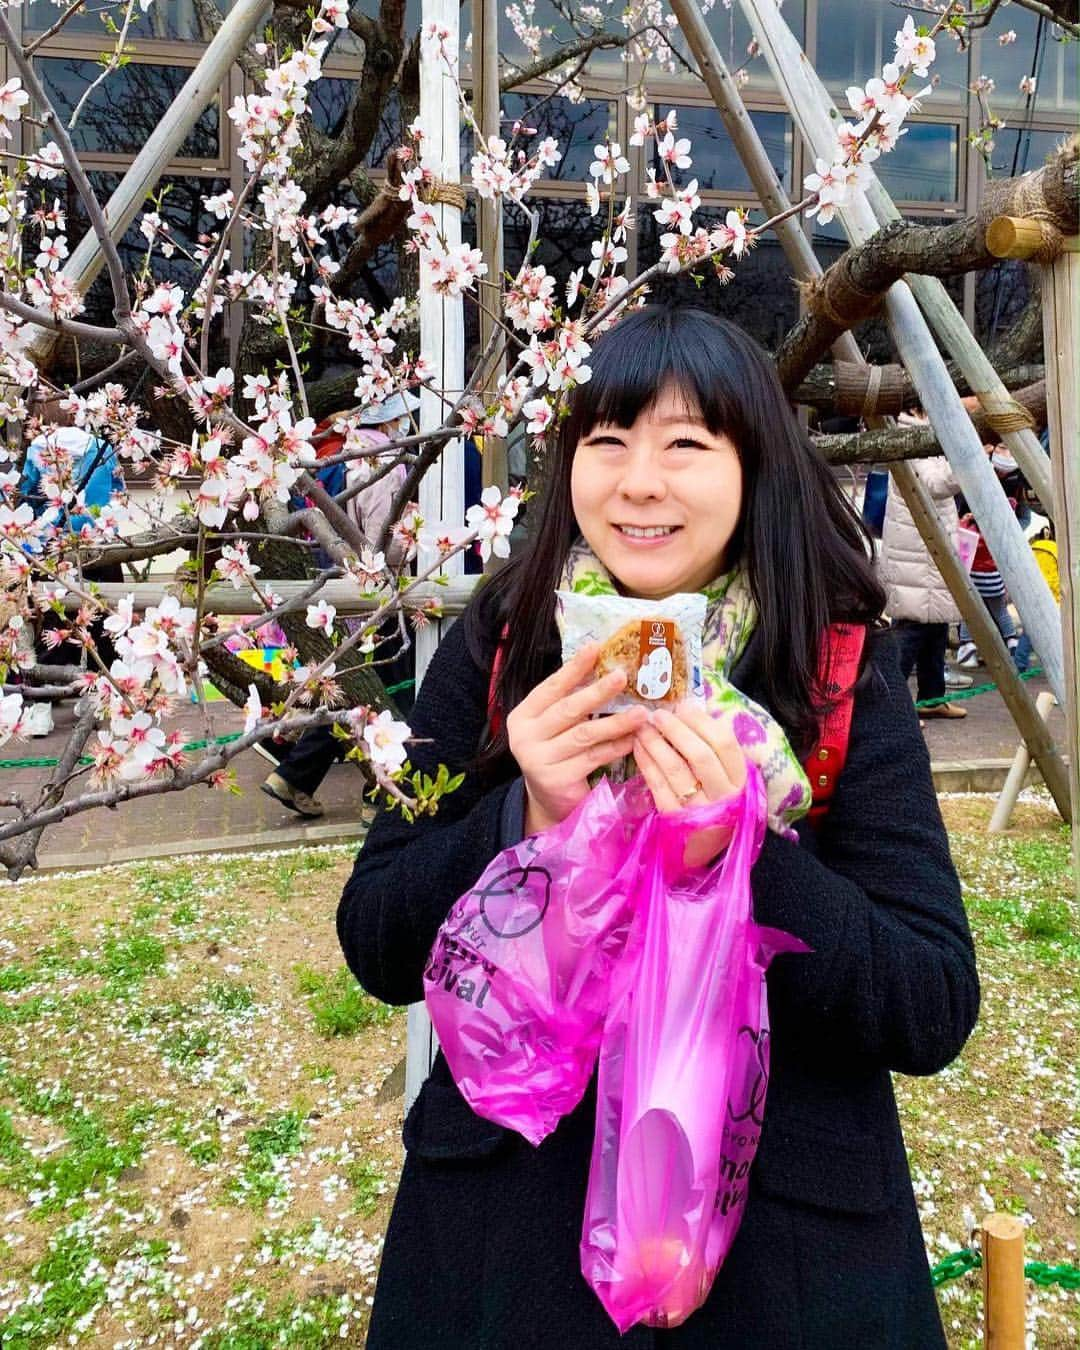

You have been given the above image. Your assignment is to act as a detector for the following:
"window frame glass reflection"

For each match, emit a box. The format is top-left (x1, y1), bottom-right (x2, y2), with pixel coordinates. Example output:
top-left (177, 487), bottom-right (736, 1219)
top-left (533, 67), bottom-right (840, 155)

top-left (34, 54), bottom-right (223, 163)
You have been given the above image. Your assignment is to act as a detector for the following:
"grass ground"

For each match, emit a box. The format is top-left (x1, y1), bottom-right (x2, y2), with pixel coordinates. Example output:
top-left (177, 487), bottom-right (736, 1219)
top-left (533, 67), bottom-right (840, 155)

top-left (0, 791), bottom-right (1075, 1347)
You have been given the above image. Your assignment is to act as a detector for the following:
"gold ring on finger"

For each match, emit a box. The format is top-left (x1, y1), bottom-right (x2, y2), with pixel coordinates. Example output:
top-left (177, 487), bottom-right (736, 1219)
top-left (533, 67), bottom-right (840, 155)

top-left (677, 782), bottom-right (702, 805)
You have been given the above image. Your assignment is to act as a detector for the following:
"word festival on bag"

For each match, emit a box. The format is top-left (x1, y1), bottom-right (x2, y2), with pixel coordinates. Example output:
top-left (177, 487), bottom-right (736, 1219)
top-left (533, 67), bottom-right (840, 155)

top-left (424, 935), bottom-right (496, 1008)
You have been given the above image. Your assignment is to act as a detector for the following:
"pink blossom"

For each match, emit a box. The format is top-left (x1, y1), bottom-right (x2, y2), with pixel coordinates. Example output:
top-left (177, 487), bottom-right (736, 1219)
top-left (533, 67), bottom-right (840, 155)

top-left (306, 599), bottom-right (337, 634)
top-left (894, 17), bottom-right (936, 78)
top-left (363, 709), bottom-right (411, 772)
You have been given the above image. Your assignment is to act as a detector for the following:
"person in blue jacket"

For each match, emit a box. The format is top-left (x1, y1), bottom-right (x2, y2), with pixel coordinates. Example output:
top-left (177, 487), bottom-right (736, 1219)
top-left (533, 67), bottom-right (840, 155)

top-left (19, 407), bottom-right (126, 733)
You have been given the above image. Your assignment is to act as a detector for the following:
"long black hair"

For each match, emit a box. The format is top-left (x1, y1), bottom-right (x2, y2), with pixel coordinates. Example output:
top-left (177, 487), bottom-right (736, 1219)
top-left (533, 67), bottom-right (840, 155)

top-left (466, 305), bottom-right (884, 761)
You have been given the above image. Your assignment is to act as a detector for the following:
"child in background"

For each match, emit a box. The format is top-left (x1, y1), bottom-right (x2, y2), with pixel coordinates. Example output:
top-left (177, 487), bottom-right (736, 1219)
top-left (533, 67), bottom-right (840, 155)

top-left (1014, 529), bottom-right (1059, 673)
top-left (954, 448), bottom-right (1021, 668)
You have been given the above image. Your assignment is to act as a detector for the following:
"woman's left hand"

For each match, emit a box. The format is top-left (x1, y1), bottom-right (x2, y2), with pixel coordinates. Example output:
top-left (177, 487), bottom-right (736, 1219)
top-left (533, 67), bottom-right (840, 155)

top-left (633, 703), bottom-right (747, 868)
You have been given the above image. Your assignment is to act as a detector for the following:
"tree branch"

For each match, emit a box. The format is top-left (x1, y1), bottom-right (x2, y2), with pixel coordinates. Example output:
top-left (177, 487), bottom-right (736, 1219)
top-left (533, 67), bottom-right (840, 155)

top-left (775, 136), bottom-right (1078, 393)
top-left (813, 379), bottom-right (1047, 464)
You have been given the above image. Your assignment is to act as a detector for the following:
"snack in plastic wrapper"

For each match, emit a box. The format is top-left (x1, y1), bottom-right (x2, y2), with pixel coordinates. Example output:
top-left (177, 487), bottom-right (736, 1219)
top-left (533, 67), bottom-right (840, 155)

top-left (556, 590), bottom-right (707, 714)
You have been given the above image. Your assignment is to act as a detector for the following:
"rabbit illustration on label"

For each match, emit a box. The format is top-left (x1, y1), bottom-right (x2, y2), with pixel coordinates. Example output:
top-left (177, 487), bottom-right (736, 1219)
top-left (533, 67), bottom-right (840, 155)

top-left (636, 646), bottom-right (673, 700)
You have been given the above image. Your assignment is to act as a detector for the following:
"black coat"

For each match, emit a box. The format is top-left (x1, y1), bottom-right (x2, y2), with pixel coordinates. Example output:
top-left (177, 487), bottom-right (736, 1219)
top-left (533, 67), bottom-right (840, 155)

top-left (338, 612), bottom-right (979, 1350)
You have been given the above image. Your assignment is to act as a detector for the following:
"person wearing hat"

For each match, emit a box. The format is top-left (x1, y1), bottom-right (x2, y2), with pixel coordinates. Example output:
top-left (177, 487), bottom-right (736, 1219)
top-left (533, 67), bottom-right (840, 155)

top-left (261, 392), bottom-right (419, 818)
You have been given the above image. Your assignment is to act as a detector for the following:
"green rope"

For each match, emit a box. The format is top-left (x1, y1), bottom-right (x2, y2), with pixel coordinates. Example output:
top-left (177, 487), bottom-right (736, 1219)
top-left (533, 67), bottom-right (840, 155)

top-left (0, 732), bottom-right (243, 771)
top-left (0, 687), bottom-right (418, 770)
top-left (931, 1248), bottom-right (982, 1286)
top-left (929, 1248), bottom-right (1080, 1292)
top-left (915, 666), bottom-right (1044, 709)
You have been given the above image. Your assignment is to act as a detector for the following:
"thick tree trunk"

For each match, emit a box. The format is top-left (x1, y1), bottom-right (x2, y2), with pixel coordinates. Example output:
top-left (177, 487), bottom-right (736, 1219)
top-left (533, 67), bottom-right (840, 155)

top-left (776, 137), bottom-right (1079, 392)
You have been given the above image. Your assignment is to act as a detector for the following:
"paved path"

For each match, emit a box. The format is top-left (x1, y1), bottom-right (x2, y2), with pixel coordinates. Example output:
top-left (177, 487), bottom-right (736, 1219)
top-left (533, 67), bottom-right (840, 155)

top-left (0, 664), bottom-right (1065, 872)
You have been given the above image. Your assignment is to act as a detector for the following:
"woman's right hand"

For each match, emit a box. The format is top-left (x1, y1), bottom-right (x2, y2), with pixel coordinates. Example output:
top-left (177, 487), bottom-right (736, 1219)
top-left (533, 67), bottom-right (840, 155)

top-left (506, 642), bottom-right (650, 835)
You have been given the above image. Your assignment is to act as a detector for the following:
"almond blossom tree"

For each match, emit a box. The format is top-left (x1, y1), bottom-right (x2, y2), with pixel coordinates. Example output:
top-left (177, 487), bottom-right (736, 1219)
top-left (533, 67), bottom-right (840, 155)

top-left (0, 0), bottom-right (1045, 874)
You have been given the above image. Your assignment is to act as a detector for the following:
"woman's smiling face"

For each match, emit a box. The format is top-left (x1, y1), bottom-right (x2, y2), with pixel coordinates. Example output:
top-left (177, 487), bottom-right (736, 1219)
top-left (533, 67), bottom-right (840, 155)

top-left (569, 384), bottom-right (744, 599)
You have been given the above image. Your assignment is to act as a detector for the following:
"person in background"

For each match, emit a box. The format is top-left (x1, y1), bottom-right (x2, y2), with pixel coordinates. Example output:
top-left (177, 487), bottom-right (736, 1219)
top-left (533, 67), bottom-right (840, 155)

top-left (954, 446), bottom-right (1021, 669)
top-left (19, 402), bottom-right (126, 736)
top-left (261, 392), bottom-right (419, 818)
top-left (1013, 527), bottom-right (1058, 674)
top-left (879, 412), bottom-right (967, 721)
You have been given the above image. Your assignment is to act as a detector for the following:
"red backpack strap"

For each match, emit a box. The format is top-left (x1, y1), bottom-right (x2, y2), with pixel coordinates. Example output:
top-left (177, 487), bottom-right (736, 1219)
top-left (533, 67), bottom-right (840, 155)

top-left (486, 623), bottom-right (510, 739)
top-left (804, 622), bottom-right (866, 827)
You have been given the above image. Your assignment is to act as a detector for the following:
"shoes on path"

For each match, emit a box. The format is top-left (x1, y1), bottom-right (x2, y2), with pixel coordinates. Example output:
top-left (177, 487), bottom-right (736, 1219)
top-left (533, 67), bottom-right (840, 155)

top-left (260, 771), bottom-right (324, 819)
top-left (944, 669), bottom-right (973, 689)
top-left (920, 701), bottom-right (968, 719)
top-left (24, 702), bottom-right (54, 737)
top-left (956, 642), bottom-right (979, 668)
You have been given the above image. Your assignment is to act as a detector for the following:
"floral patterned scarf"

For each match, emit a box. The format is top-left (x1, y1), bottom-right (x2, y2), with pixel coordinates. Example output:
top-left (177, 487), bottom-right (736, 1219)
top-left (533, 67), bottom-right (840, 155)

top-left (561, 537), bottom-right (811, 839)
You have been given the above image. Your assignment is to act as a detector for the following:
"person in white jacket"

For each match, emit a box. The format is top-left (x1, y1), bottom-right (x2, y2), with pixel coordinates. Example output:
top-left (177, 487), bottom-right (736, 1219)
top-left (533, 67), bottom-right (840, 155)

top-left (879, 445), bottom-right (968, 721)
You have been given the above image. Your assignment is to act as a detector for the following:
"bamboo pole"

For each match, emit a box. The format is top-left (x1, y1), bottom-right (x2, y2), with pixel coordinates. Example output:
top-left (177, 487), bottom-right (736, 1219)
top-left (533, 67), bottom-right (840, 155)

top-left (666, 0), bottom-right (1070, 819)
top-left (989, 691), bottom-right (1056, 833)
top-left (471, 0), bottom-right (508, 498)
top-left (1041, 236), bottom-right (1080, 887)
top-left (408, 0), bottom-right (468, 1110)
top-left (744, 23), bottom-right (1057, 519)
top-left (981, 1213), bottom-right (1026, 1349)
top-left (23, 0), bottom-right (269, 367)
top-left (735, 0), bottom-right (1065, 711)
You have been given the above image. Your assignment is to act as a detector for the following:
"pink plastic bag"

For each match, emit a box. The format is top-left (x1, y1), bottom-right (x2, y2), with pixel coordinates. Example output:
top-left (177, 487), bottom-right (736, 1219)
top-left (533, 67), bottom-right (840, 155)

top-left (425, 777), bottom-right (653, 1146)
top-left (955, 524), bottom-right (979, 573)
top-left (580, 765), bottom-right (807, 1332)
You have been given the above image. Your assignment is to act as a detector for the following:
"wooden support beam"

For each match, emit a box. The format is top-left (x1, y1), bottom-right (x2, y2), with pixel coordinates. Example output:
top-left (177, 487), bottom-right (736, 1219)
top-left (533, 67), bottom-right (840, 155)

top-left (761, 22), bottom-right (1063, 551)
top-left (987, 215), bottom-right (1065, 263)
top-left (736, 0), bottom-right (1066, 713)
top-left (896, 469), bottom-right (1071, 819)
top-left (53, 577), bottom-right (480, 617)
top-left (989, 690), bottom-right (1056, 833)
top-left (1041, 237), bottom-right (1080, 886)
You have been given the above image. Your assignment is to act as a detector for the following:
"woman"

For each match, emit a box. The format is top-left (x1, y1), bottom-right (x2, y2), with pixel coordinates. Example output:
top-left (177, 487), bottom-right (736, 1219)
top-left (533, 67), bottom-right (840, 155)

top-left (878, 416), bottom-right (968, 721)
top-left (338, 307), bottom-right (979, 1348)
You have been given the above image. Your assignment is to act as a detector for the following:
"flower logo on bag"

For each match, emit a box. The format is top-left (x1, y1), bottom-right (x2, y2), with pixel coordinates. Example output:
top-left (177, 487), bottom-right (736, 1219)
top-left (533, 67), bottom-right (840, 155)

top-left (478, 864), bottom-right (552, 939)
top-left (727, 1026), bottom-right (770, 1127)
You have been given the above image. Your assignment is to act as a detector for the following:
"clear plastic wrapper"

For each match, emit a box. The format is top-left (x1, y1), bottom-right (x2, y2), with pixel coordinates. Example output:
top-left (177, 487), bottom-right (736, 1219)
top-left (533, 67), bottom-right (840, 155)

top-left (556, 590), bottom-right (707, 714)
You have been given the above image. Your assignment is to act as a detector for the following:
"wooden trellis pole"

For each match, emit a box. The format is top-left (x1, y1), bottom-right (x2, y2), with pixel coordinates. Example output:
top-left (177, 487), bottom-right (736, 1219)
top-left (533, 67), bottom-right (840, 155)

top-left (407, 0), bottom-right (468, 1109)
top-left (982, 1213), bottom-right (1026, 1349)
top-left (1037, 232), bottom-right (1080, 883)
top-left (664, 0), bottom-right (1071, 818)
top-left (736, 0), bottom-right (1066, 713)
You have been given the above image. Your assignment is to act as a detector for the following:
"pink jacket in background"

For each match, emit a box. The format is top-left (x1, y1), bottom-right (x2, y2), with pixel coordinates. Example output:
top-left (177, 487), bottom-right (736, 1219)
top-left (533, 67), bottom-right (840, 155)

top-left (345, 429), bottom-right (409, 567)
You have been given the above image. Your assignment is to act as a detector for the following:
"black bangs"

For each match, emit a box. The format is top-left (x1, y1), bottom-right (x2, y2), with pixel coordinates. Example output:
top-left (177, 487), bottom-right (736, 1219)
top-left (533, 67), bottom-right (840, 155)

top-left (563, 306), bottom-right (750, 446)
top-left (467, 300), bottom-right (885, 777)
